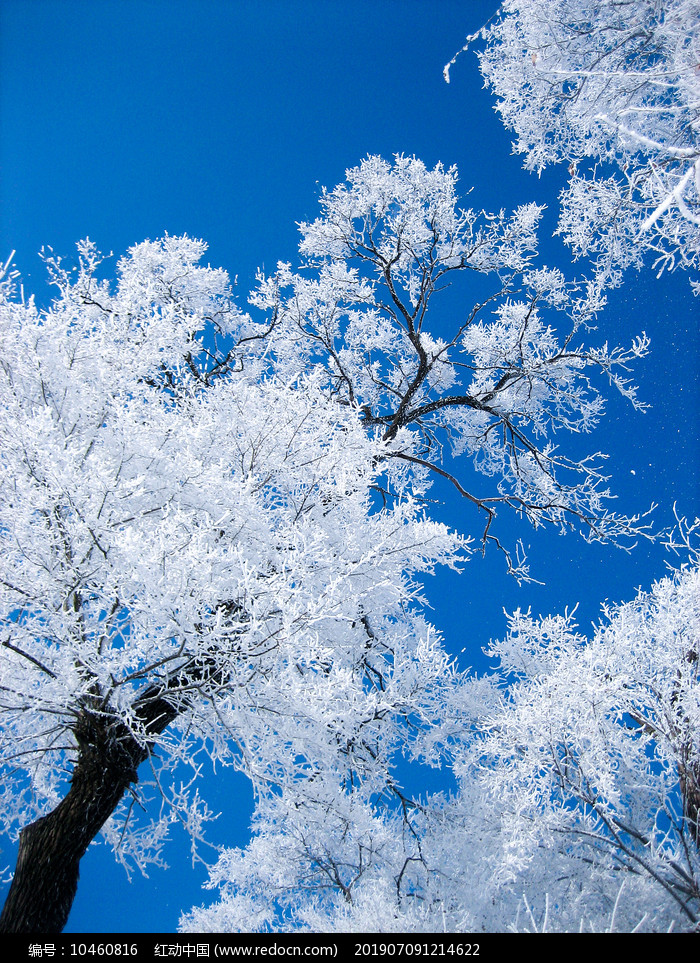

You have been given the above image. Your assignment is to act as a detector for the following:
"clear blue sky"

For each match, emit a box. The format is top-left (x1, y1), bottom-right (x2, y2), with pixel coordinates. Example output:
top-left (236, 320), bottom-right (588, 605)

top-left (1, 0), bottom-right (698, 933)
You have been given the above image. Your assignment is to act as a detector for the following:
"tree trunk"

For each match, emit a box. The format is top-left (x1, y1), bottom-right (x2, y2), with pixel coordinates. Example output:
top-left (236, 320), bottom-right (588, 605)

top-left (680, 754), bottom-right (700, 849)
top-left (0, 685), bottom-right (180, 933)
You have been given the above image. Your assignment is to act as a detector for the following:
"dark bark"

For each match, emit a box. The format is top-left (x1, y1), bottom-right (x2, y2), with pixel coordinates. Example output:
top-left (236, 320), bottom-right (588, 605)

top-left (0, 604), bottom-right (241, 934)
top-left (675, 649), bottom-right (700, 849)
top-left (0, 685), bottom-right (180, 934)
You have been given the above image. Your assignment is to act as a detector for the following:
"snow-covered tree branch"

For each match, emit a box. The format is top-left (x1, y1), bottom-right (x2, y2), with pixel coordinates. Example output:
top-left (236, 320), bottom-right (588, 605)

top-left (251, 155), bottom-right (653, 569)
top-left (455, 0), bottom-right (700, 285)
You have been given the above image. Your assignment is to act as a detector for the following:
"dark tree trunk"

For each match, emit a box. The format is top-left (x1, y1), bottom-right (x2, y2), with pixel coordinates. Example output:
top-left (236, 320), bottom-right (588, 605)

top-left (676, 649), bottom-right (700, 850)
top-left (0, 685), bottom-right (180, 933)
top-left (0, 721), bottom-right (142, 932)
top-left (680, 754), bottom-right (700, 849)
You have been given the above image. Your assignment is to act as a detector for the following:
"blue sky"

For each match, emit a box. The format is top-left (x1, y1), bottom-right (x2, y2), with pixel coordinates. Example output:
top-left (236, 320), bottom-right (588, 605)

top-left (1, 0), bottom-right (698, 933)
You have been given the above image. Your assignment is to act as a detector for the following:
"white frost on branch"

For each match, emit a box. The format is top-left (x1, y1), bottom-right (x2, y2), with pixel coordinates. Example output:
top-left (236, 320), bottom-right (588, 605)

top-left (251, 155), bottom-right (653, 559)
top-left (462, 0), bottom-right (700, 283)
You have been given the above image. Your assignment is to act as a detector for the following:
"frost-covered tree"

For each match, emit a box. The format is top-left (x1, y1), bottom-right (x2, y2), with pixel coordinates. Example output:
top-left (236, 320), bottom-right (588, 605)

top-left (0, 157), bottom-right (651, 932)
top-left (251, 155), bottom-right (651, 570)
top-left (470, 550), bottom-right (700, 931)
top-left (183, 553), bottom-right (700, 933)
top-left (448, 0), bottom-right (700, 285)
